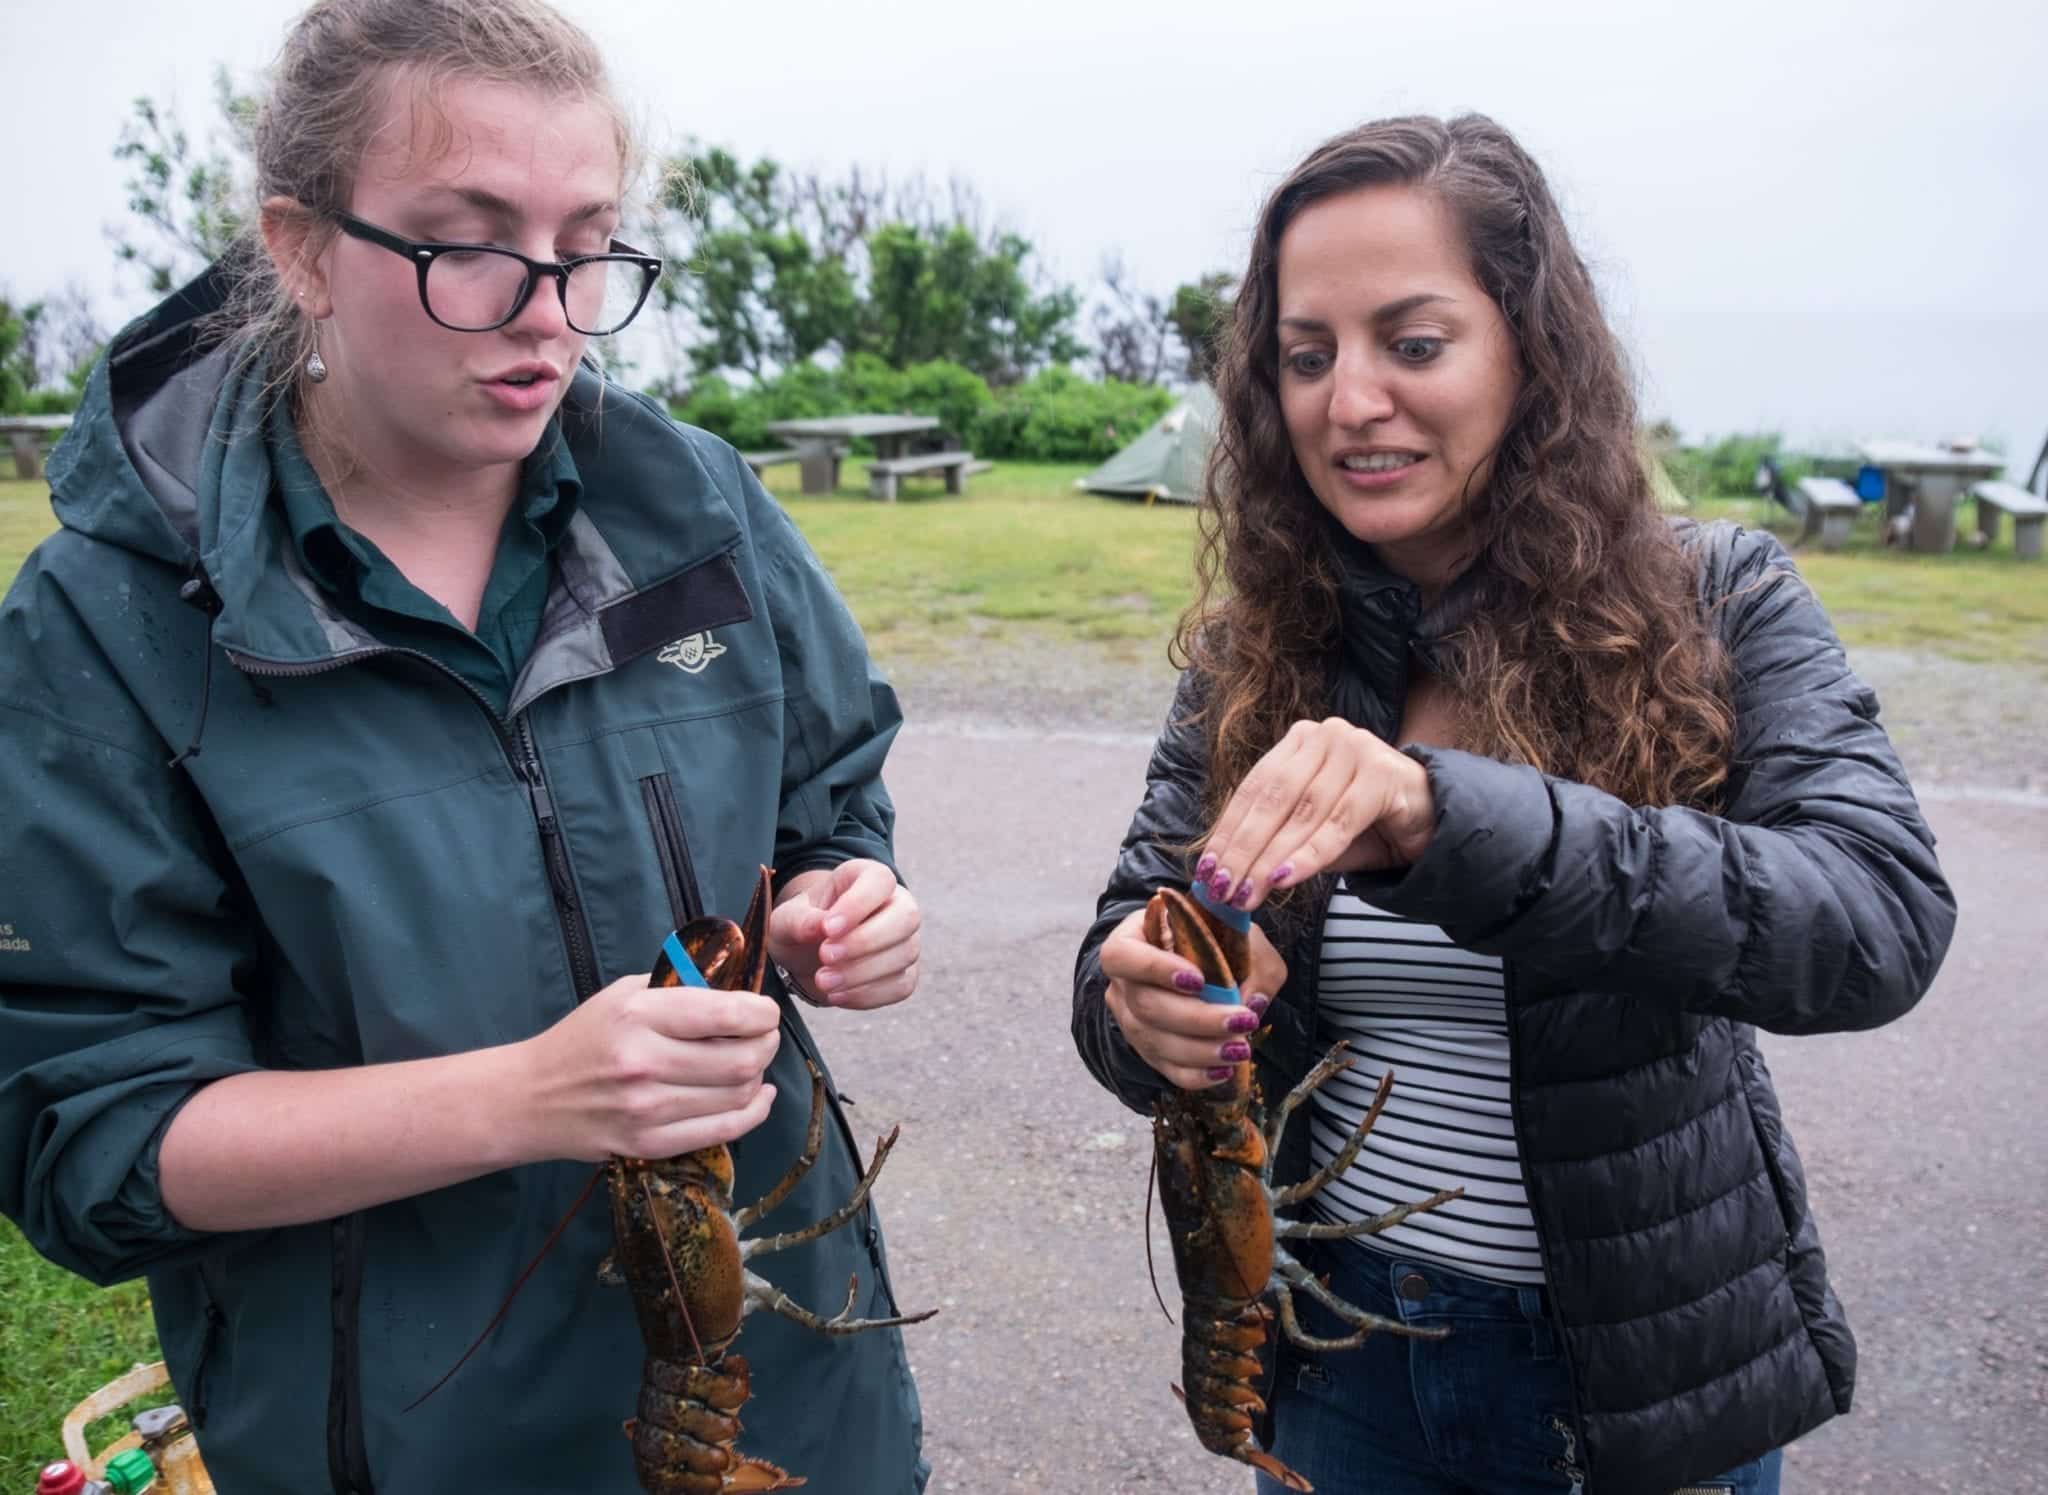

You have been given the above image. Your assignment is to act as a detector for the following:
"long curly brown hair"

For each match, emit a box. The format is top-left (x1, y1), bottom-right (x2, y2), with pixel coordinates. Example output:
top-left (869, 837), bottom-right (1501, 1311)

top-left (1183, 114), bottom-right (1733, 815)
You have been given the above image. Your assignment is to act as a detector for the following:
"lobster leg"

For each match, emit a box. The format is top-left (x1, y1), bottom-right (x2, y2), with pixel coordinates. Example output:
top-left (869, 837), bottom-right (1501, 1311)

top-left (1271, 1069), bottom-right (1394, 1210)
top-left (744, 1269), bottom-right (939, 1336)
top-left (1276, 1186), bottom-right (1464, 1241)
top-left (734, 1066), bottom-right (827, 1232)
top-left (1272, 1279), bottom-right (1375, 1353)
top-left (741, 1126), bottom-right (903, 1261)
top-left (1275, 1256), bottom-right (1447, 1344)
top-left (1260, 1042), bottom-right (1357, 1180)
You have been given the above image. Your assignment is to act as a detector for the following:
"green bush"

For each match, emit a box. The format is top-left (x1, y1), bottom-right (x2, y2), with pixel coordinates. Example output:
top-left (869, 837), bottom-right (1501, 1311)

top-left (1661, 432), bottom-right (1817, 501)
top-left (671, 358), bottom-right (1166, 463)
top-left (973, 367), bottom-right (1173, 462)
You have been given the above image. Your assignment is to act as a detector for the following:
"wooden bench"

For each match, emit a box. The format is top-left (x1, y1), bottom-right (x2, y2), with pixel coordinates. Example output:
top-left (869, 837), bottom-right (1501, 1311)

top-left (1971, 481), bottom-right (2046, 558)
top-left (867, 450), bottom-right (978, 501)
top-left (0, 414), bottom-right (74, 480)
top-left (740, 444), bottom-right (848, 488)
top-left (1795, 476), bottom-right (1862, 550)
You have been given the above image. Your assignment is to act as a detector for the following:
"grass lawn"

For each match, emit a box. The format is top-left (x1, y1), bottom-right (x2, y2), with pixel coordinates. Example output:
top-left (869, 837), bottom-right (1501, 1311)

top-left (1, 462), bottom-right (2045, 1478)
top-left (6, 470), bottom-right (2044, 670)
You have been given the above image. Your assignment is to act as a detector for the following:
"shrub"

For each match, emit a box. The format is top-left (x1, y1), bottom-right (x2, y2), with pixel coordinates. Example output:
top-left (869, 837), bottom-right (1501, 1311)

top-left (973, 367), bottom-right (1173, 462)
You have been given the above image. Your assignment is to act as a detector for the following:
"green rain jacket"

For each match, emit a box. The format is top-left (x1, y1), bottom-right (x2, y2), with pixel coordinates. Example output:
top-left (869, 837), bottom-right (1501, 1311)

top-left (0, 269), bottom-right (926, 1494)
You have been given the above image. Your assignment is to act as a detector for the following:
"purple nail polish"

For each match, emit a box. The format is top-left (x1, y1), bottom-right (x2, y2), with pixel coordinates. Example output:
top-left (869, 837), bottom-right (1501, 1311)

top-left (1269, 863), bottom-right (1294, 886)
top-left (1195, 854), bottom-right (1217, 880)
top-left (1220, 1040), bottom-right (1251, 1062)
top-left (1226, 1009), bottom-right (1258, 1033)
top-left (1231, 879), bottom-right (1253, 909)
top-left (1210, 870), bottom-right (1233, 900)
top-left (1247, 993), bottom-right (1271, 1017)
top-left (1173, 969), bottom-right (1202, 993)
top-left (1206, 1066), bottom-right (1235, 1082)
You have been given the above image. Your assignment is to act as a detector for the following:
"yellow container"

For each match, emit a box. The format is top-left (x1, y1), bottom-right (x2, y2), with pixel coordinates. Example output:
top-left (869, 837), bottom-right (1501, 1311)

top-left (59, 1362), bottom-right (216, 1495)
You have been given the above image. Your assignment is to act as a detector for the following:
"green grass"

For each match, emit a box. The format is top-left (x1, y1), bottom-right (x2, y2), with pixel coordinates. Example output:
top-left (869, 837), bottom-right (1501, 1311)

top-left (1687, 494), bottom-right (2048, 669)
top-left (0, 1222), bottom-right (164, 1483)
top-left (8, 471), bottom-right (2045, 671)
top-left (2, 464), bottom-right (2045, 1477)
top-left (756, 462), bottom-right (1199, 664)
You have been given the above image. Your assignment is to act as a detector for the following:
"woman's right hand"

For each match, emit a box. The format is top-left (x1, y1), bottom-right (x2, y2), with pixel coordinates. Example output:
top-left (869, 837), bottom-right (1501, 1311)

top-left (514, 973), bottom-right (783, 1162)
top-left (1100, 907), bottom-right (1287, 1090)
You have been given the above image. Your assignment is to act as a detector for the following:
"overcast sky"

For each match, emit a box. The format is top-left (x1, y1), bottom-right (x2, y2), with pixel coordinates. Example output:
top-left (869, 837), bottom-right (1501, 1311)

top-left (7, 0), bottom-right (2045, 462)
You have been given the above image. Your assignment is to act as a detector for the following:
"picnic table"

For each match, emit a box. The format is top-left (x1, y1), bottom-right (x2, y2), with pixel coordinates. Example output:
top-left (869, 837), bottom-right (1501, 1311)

top-left (1856, 439), bottom-right (2006, 553)
top-left (763, 414), bottom-right (942, 495)
top-left (1, 414), bottom-right (73, 480)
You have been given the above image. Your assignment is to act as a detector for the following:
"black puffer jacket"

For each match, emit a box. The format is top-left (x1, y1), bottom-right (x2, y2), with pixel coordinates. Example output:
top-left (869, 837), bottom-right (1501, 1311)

top-left (1072, 521), bottom-right (1955, 1494)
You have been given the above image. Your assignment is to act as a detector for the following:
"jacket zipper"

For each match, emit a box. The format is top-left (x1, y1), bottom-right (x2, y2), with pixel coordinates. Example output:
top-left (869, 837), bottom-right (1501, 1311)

top-left (233, 649), bottom-right (600, 1494)
top-left (327, 1212), bottom-right (371, 1495)
top-left (640, 770), bottom-right (901, 1311)
top-left (513, 713), bottom-right (602, 1000)
top-left (1504, 964), bottom-right (1593, 1488)
top-left (234, 649), bottom-right (603, 1001)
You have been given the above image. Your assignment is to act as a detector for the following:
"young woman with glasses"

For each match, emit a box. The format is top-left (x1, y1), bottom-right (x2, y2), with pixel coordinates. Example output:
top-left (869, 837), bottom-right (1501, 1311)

top-left (0, 3), bottom-right (927, 1490)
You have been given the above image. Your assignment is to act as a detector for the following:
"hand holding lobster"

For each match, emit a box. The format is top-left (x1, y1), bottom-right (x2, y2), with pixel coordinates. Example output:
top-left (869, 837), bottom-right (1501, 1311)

top-left (516, 974), bottom-right (781, 1163)
top-left (1102, 911), bottom-right (1288, 1091)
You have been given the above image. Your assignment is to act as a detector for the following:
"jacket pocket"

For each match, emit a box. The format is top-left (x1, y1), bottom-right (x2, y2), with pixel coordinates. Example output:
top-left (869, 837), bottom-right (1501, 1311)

top-left (186, 1255), bottom-right (230, 1430)
top-left (641, 772), bottom-right (703, 930)
top-left (1736, 1050), bottom-right (1796, 1247)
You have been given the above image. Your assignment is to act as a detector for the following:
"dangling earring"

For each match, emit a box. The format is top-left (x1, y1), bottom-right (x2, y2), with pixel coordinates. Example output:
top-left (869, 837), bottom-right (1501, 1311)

top-left (305, 324), bottom-right (329, 384)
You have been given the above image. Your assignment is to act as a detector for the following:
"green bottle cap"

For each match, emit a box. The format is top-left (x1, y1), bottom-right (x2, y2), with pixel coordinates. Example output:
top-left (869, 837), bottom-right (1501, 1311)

top-left (100, 1450), bottom-right (156, 1495)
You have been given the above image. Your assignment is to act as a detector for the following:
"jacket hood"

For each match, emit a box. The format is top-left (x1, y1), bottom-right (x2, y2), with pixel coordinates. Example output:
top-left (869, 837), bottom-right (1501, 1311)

top-left (43, 261), bottom-right (751, 709)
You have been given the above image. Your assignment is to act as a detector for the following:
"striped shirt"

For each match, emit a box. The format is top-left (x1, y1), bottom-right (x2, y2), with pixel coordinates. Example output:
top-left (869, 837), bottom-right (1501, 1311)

top-left (1304, 890), bottom-right (1546, 1286)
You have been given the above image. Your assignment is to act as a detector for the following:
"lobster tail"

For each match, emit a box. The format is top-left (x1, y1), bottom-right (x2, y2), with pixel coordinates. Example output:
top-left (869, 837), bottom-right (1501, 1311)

top-left (628, 1356), bottom-right (805, 1493)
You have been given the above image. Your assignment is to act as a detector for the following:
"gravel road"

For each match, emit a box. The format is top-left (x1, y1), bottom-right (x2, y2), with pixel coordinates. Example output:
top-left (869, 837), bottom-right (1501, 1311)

top-left (796, 635), bottom-right (2047, 1493)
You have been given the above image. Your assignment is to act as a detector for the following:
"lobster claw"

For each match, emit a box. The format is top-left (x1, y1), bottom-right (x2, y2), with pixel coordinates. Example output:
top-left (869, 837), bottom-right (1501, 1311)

top-left (1143, 883), bottom-right (1252, 1001)
top-left (651, 867), bottom-right (776, 993)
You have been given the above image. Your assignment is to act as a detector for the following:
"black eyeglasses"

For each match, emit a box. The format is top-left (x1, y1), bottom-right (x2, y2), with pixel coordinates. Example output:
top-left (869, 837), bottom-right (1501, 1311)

top-left (334, 212), bottom-right (663, 336)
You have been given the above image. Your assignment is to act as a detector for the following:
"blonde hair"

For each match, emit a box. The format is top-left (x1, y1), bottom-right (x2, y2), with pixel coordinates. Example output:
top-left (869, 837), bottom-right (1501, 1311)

top-left (211, 0), bottom-right (640, 390)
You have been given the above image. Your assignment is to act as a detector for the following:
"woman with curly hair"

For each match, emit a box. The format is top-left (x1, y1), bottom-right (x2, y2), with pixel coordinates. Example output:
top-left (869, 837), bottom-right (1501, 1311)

top-left (1073, 114), bottom-right (1954, 1494)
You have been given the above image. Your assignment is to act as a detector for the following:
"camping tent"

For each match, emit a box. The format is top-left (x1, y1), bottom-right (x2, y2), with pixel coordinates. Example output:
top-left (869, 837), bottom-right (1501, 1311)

top-left (1078, 383), bottom-right (1217, 504)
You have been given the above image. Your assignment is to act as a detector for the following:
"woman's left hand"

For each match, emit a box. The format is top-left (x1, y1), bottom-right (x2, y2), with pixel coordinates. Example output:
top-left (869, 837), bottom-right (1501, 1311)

top-left (1197, 718), bottom-right (1437, 914)
top-left (766, 859), bottom-right (922, 1010)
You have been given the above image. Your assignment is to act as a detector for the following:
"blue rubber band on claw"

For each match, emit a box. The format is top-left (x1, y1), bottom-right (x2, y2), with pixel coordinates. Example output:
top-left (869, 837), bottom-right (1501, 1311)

top-left (1189, 879), bottom-right (1252, 934)
top-left (1198, 982), bottom-right (1242, 1006)
top-left (660, 932), bottom-right (710, 987)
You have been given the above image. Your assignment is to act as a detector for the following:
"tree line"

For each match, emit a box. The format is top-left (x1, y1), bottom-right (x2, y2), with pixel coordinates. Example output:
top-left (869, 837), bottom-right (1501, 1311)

top-left (1, 70), bottom-right (1235, 459)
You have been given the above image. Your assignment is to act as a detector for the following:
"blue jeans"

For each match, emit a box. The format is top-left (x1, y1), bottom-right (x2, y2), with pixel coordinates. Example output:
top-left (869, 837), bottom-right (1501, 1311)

top-left (1254, 1242), bottom-right (1784, 1494)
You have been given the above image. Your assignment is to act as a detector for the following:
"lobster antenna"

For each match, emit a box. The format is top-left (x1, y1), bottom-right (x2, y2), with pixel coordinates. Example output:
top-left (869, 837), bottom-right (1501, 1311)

top-left (403, 1163), bottom-right (605, 1412)
top-left (640, 1171), bottom-right (709, 1366)
top-left (1145, 1150), bottom-right (1174, 1325)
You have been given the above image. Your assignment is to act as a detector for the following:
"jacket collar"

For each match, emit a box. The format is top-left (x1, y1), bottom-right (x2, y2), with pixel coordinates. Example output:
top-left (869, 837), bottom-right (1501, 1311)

top-left (1325, 524), bottom-right (1484, 740)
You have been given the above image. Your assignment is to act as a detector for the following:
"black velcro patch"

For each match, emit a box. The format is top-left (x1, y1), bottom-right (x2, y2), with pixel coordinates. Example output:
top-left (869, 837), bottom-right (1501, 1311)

top-left (598, 549), bottom-right (754, 666)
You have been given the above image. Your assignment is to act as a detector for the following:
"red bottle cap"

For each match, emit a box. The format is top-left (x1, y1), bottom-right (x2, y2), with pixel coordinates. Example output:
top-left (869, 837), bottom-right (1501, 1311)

top-left (37, 1462), bottom-right (87, 1495)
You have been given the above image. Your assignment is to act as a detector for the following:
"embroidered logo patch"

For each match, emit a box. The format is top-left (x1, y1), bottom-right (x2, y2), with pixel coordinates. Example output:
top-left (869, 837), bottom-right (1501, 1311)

top-left (658, 631), bottom-right (727, 675)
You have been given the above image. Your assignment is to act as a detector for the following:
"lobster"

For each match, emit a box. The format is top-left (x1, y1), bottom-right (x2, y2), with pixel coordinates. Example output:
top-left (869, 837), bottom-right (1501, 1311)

top-left (607, 865), bottom-right (938, 1492)
top-left (1143, 883), bottom-right (1463, 1492)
